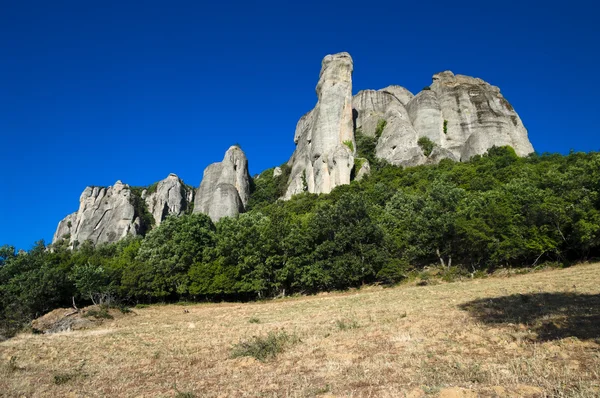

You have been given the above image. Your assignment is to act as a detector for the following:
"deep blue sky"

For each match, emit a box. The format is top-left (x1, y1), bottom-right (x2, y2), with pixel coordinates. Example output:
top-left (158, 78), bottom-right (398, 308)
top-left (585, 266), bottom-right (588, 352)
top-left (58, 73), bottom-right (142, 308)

top-left (1, 0), bottom-right (599, 250)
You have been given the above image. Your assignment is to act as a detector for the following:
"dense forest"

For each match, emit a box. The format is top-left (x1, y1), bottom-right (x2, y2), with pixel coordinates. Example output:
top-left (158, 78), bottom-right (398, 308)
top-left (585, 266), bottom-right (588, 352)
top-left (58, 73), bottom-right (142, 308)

top-left (2, 144), bottom-right (600, 337)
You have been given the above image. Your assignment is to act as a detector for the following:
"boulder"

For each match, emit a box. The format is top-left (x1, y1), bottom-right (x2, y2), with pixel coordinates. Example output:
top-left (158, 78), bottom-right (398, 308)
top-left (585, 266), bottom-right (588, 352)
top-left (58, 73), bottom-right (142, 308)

top-left (284, 52), bottom-right (355, 199)
top-left (193, 146), bottom-right (251, 222)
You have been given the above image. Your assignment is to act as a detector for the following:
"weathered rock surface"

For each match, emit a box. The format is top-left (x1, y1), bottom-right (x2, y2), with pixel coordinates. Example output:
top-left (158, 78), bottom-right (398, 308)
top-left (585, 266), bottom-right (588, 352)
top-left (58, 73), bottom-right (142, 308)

top-left (143, 173), bottom-right (194, 225)
top-left (52, 181), bottom-right (142, 246)
top-left (352, 70), bottom-right (534, 167)
top-left (429, 71), bottom-right (533, 160)
top-left (353, 87), bottom-right (414, 138)
top-left (193, 146), bottom-right (251, 222)
top-left (284, 52), bottom-right (355, 199)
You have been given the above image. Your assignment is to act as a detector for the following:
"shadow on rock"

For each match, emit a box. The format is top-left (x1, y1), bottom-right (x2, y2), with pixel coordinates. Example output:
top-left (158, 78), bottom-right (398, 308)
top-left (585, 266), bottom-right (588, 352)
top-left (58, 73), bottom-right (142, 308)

top-left (459, 292), bottom-right (600, 342)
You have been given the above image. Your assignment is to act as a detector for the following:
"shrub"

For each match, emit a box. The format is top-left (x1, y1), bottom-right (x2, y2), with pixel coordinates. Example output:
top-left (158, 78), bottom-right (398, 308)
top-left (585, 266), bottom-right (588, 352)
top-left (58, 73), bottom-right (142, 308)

top-left (248, 317), bottom-right (260, 324)
top-left (343, 140), bottom-right (354, 152)
top-left (417, 136), bottom-right (435, 156)
top-left (376, 259), bottom-right (409, 284)
top-left (443, 120), bottom-right (448, 134)
top-left (230, 330), bottom-right (298, 361)
top-left (423, 86), bottom-right (431, 91)
top-left (375, 119), bottom-right (387, 138)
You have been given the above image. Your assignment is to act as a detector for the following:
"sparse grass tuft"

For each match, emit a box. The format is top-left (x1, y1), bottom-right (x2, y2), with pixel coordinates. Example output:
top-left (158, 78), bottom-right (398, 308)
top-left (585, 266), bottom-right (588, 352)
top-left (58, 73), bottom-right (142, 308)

top-left (174, 392), bottom-right (195, 398)
top-left (5, 356), bottom-right (20, 373)
top-left (84, 306), bottom-right (113, 319)
top-left (335, 318), bottom-right (359, 331)
top-left (231, 330), bottom-right (298, 361)
top-left (52, 362), bottom-right (87, 385)
top-left (343, 140), bottom-right (354, 152)
top-left (173, 384), bottom-right (196, 398)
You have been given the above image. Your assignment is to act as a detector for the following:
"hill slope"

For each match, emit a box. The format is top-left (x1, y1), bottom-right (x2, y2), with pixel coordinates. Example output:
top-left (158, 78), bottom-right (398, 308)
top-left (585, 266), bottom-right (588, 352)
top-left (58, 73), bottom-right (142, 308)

top-left (2, 264), bottom-right (599, 397)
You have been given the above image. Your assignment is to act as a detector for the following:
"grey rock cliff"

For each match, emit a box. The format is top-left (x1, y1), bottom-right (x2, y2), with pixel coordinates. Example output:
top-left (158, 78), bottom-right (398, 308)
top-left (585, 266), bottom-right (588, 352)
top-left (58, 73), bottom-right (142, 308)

top-left (193, 146), bottom-right (250, 222)
top-left (144, 173), bottom-right (194, 226)
top-left (52, 181), bottom-right (142, 246)
top-left (284, 52), bottom-right (355, 199)
top-left (353, 70), bottom-right (533, 167)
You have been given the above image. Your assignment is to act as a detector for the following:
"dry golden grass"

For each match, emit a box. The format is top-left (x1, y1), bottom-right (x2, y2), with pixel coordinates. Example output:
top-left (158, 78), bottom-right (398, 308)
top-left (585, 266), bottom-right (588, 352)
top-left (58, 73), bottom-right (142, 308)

top-left (1, 263), bottom-right (600, 397)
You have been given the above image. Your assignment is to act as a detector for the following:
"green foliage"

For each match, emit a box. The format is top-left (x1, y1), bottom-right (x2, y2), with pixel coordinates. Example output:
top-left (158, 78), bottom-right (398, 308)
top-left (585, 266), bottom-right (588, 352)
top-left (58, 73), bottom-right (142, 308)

top-left (375, 120), bottom-right (387, 138)
top-left (417, 136), bottom-right (435, 156)
top-left (246, 164), bottom-right (291, 211)
top-left (355, 129), bottom-right (381, 171)
top-left (3, 147), bottom-right (600, 330)
top-left (423, 86), bottom-right (431, 91)
top-left (248, 317), bottom-right (260, 324)
top-left (128, 187), bottom-right (155, 235)
top-left (70, 262), bottom-right (113, 305)
top-left (343, 140), bottom-right (354, 152)
top-left (443, 120), bottom-right (448, 134)
top-left (124, 213), bottom-right (215, 300)
top-left (146, 182), bottom-right (158, 195)
top-left (230, 330), bottom-right (298, 361)
top-left (376, 258), bottom-right (410, 284)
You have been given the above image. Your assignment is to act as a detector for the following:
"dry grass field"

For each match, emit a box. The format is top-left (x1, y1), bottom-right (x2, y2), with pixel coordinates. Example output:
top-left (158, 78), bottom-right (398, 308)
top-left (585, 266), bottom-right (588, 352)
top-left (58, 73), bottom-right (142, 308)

top-left (1, 263), bottom-right (599, 397)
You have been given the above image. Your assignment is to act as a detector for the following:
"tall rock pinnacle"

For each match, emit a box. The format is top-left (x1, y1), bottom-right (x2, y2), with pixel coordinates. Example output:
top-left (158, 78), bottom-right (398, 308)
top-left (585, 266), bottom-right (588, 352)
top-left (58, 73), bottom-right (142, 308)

top-left (284, 52), bottom-right (355, 199)
top-left (193, 145), bottom-right (251, 222)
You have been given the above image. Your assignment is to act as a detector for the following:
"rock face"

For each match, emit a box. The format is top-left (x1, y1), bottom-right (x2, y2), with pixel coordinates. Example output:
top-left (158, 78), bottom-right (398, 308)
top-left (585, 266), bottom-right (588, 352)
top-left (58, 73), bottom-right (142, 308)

top-left (52, 181), bottom-right (142, 246)
top-left (144, 173), bottom-right (194, 226)
top-left (193, 146), bottom-right (251, 222)
top-left (284, 52), bottom-right (355, 199)
top-left (352, 70), bottom-right (534, 168)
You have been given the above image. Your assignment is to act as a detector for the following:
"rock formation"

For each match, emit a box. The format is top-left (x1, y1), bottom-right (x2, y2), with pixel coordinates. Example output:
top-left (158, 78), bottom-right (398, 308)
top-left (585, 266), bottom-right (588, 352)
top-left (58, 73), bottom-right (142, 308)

top-left (143, 173), bottom-right (194, 226)
top-left (52, 53), bottom-right (535, 244)
top-left (284, 52), bottom-right (356, 199)
top-left (352, 70), bottom-right (534, 168)
top-left (52, 181), bottom-right (142, 246)
top-left (193, 146), bottom-right (251, 222)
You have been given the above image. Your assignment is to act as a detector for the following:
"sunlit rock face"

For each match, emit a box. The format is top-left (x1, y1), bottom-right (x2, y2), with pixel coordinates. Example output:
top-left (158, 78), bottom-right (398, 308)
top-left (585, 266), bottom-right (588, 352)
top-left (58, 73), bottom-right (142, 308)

top-left (52, 181), bottom-right (141, 246)
top-left (352, 70), bottom-right (533, 167)
top-left (284, 52), bottom-right (356, 199)
top-left (144, 173), bottom-right (194, 226)
top-left (193, 146), bottom-right (251, 222)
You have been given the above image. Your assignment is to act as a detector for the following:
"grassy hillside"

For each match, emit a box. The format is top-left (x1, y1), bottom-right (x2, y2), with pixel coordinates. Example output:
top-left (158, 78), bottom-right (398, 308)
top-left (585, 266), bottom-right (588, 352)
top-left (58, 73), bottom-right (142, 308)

top-left (2, 263), bottom-right (599, 397)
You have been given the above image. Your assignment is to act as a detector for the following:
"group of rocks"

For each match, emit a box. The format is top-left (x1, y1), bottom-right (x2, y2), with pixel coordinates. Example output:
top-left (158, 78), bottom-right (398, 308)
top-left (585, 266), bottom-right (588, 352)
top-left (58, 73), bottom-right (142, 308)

top-left (53, 52), bottom-right (533, 247)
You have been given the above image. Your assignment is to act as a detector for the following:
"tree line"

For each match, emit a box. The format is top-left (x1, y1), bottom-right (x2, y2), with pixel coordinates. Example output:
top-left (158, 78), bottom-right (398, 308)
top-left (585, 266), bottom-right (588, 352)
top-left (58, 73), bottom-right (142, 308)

top-left (2, 146), bottom-right (600, 337)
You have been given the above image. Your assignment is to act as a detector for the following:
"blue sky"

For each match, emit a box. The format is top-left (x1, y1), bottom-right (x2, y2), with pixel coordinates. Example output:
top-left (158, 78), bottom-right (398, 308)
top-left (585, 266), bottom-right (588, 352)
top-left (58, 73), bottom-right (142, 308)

top-left (1, 0), bottom-right (599, 250)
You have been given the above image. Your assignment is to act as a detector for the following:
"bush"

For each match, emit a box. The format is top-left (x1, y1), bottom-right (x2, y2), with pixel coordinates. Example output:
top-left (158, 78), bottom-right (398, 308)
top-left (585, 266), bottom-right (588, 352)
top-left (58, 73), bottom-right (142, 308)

top-left (417, 136), bottom-right (435, 156)
top-left (230, 330), bottom-right (298, 361)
